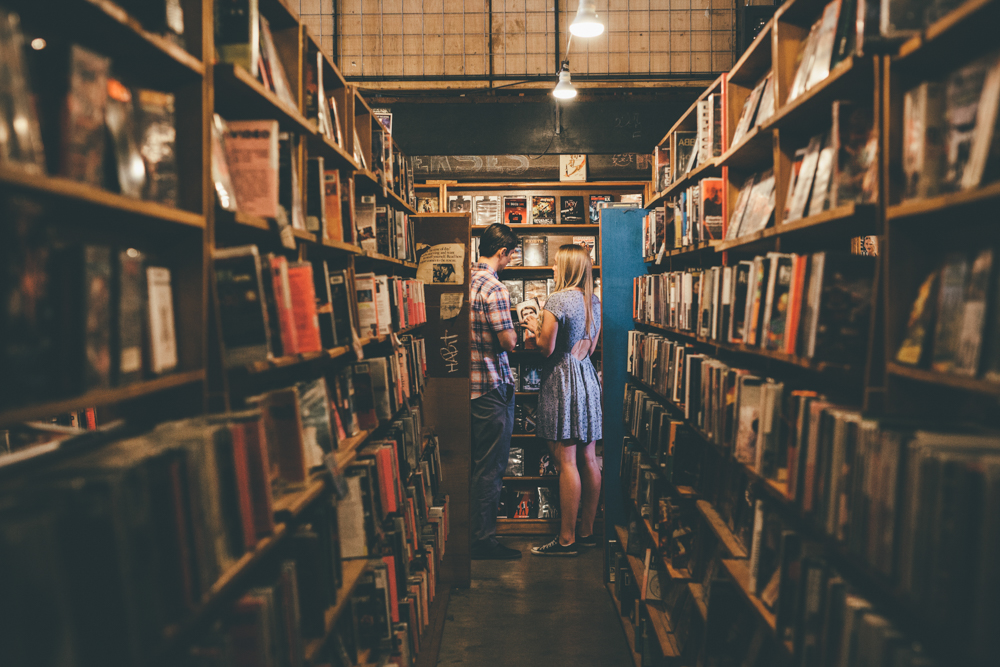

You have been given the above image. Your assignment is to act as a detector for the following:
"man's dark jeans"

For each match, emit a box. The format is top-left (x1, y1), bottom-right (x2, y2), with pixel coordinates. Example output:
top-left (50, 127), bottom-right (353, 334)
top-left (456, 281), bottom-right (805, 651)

top-left (470, 383), bottom-right (515, 547)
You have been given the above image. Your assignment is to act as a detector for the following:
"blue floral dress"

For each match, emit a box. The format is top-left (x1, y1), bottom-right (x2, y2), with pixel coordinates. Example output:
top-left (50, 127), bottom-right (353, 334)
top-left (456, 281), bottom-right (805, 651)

top-left (536, 290), bottom-right (602, 443)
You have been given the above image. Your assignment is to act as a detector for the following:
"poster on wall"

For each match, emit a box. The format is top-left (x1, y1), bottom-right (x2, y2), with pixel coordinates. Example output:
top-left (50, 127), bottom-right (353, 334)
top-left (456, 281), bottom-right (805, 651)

top-left (560, 154), bottom-right (587, 182)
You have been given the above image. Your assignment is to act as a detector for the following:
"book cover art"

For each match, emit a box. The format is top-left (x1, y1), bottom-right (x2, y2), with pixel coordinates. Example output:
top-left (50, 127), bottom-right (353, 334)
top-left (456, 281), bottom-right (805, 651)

top-left (903, 82), bottom-right (947, 201)
top-left (355, 195), bottom-right (377, 252)
top-left (810, 254), bottom-right (874, 363)
top-left (943, 56), bottom-right (991, 191)
top-left (448, 195), bottom-right (472, 213)
top-left (700, 178), bottom-right (725, 239)
top-left (589, 195), bottom-right (613, 223)
top-left (0, 9), bottom-right (45, 173)
top-left (560, 196), bottom-right (584, 224)
top-left (787, 134), bottom-right (824, 221)
top-left (560, 154), bottom-right (587, 182)
top-left (726, 176), bottom-right (756, 240)
top-left (146, 265), bottom-right (178, 374)
top-left (226, 120), bottom-right (279, 219)
top-left (673, 131), bottom-right (697, 177)
top-left (503, 196), bottom-right (527, 225)
top-left (503, 280), bottom-right (524, 305)
top-left (105, 78), bottom-right (145, 199)
top-left (516, 299), bottom-right (542, 350)
top-left (355, 272), bottom-right (379, 338)
top-left (416, 197), bottom-right (438, 213)
top-left (931, 252), bottom-right (971, 373)
top-left (473, 195), bottom-right (499, 225)
top-left (306, 157), bottom-right (326, 234)
top-left (763, 255), bottom-right (795, 351)
top-left (524, 280), bottom-right (548, 306)
top-left (832, 101), bottom-right (878, 206)
top-left (136, 89), bottom-right (178, 206)
top-left (740, 170), bottom-right (776, 236)
top-left (62, 44), bottom-right (110, 186)
top-left (896, 270), bottom-right (939, 366)
top-left (734, 376), bottom-right (764, 466)
top-left (530, 196), bottom-right (556, 224)
top-left (520, 362), bottom-right (543, 391)
top-left (521, 236), bottom-right (548, 267)
top-left (214, 246), bottom-right (272, 366)
top-left (116, 248), bottom-right (146, 385)
top-left (954, 248), bottom-right (993, 375)
top-left (573, 236), bottom-right (597, 263)
top-left (807, 135), bottom-right (836, 217)
top-left (805, 0), bottom-right (842, 92)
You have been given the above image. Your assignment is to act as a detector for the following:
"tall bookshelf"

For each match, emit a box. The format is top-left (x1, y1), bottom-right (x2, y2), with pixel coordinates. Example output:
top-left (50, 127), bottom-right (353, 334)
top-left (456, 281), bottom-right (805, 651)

top-left (611, 0), bottom-right (1000, 666)
top-left (0, 2), bottom-right (455, 666)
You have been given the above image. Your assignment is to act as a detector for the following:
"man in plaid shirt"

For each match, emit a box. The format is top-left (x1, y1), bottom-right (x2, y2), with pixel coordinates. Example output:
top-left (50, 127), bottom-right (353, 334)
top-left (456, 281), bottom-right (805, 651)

top-left (470, 223), bottom-right (521, 560)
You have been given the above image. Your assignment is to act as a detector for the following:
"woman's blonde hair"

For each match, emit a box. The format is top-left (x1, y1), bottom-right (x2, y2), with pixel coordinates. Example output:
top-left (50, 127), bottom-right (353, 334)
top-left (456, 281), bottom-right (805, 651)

top-left (553, 243), bottom-right (596, 339)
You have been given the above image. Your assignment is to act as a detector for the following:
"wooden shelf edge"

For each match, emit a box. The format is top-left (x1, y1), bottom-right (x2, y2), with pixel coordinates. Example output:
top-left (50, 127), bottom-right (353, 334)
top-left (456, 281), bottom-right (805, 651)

top-left (717, 202), bottom-right (870, 251)
top-left (163, 523), bottom-right (290, 646)
top-left (897, 0), bottom-right (998, 60)
top-left (719, 558), bottom-right (777, 632)
top-left (84, 0), bottom-right (205, 76)
top-left (215, 63), bottom-right (317, 136)
top-left (606, 584), bottom-right (643, 667)
top-left (633, 320), bottom-right (856, 374)
top-left (502, 476), bottom-right (559, 482)
top-left (886, 181), bottom-right (1000, 220)
top-left (696, 500), bottom-right (748, 559)
top-left (762, 55), bottom-right (859, 131)
top-left (886, 362), bottom-right (1000, 396)
top-left (0, 370), bottom-right (205, 429)
top-left (650, 157), bottom-right (723, 207)
top-left (303, 558), bottom-right (373, 663)
top-left (720, 124), bottom-right (770, 169)
top-left (0, 165), bottom-right (206, 228)
top-left (272, 475), bottom-right (328, 517)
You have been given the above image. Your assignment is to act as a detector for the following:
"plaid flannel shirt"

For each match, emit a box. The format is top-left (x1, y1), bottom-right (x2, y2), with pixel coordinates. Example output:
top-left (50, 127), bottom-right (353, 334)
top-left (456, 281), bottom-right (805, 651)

top-left (470, 262), bottom-right (515, 399)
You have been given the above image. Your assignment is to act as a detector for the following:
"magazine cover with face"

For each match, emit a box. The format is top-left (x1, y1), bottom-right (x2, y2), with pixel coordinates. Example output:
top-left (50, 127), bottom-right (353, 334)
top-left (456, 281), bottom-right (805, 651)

top-left (516, 298), bottom-right (542, 350)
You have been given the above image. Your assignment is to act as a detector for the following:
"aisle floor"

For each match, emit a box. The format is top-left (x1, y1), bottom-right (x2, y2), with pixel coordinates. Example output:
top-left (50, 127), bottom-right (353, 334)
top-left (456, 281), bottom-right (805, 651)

top-left (436, 537), bottom-right (632, 666)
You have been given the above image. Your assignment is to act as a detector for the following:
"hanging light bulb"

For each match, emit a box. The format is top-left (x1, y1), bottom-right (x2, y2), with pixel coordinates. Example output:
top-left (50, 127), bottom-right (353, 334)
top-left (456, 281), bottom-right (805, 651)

top-left (552, 61), bottom-right (577, 100)
top-left (570, 0), bottom-right (604, 38)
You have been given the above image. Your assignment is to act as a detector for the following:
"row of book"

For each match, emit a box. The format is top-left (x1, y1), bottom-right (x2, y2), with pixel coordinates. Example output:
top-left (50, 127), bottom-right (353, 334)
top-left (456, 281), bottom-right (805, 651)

top-left (626, 331), bottom-right (1000, 663)
top-left (498, 485), bottom-right (560, 519)
top-left (902, 48), bottom-right (1000, 201)
top-left (213, 245), bottom-right (426, 367)
top-left (1, 203), bottom-right (181, 407)
top-left (643, 176), bottom-right (726, 255)
top-left (471, 234), bottom-right (597, 267)
top-left (895, 247), bottom-right (1000, 381)
top-left (505, 442), bottom-right (558, 476)
top-left (622, 386), bottom-right (701, 492)
top-left (632, 252), bottom-right (873, 364)
top-left (652, 91), bottom-right (724, 193)
top-left (441, 193), bottom-right (642, 225)
top-left (0, 14), bottom-right (178, 204)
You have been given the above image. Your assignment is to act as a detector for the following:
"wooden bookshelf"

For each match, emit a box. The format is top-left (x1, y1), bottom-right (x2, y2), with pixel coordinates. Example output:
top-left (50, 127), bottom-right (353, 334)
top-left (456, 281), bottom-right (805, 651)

top-left (471, 223), bottom-right (602, 232)
top-left (716, 203), bottom-right (875, 253)
top-left (302, 559), bottom-right (373, 663)
top-left (607, 583), bottom-right (643, 667)
top-left (885, 180), bottom-right (1000, 220)
top-left (648, 158), bottom-right (723, 209)
top-left (214, 63), bottom-right (318, 135)
top-left (886, 362), bottom-right (1000, 397)
top-left (502, 476), bottom-right (559, 483)
top-left (695, 500), bottom-right (748, 559)
top-left (719, 558), bottom-right (793, 654)
top-left (0, 165), bottom-right (206, 228)
top-left (0, 370), bottom-right (206, 430)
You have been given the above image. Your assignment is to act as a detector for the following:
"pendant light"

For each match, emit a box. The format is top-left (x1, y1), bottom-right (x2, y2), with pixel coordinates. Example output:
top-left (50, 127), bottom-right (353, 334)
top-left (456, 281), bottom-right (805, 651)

top-left (570, 0), bottom-right (604, 38)
top-left (552, 61), bottom-right (577, 100)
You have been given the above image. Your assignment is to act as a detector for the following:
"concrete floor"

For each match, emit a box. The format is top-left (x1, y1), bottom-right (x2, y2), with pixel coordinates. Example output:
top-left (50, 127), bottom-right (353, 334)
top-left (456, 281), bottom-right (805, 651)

top-left (436, 537), bottom-right (633, 667)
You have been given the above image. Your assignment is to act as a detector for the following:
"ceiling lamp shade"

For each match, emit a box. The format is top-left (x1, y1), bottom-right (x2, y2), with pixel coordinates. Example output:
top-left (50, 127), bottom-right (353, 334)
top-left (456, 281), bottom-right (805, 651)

top-left (553, 63), bottom-right (577, 100)
top-left (570, 0), bottom-right (604, 38)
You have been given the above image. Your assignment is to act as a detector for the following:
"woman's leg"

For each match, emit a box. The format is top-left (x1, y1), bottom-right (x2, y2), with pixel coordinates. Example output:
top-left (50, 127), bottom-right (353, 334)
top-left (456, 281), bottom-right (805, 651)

top-left (551, 440), bottom-right (580, 545)
top-left (576, 441), bottom-right (601, 538)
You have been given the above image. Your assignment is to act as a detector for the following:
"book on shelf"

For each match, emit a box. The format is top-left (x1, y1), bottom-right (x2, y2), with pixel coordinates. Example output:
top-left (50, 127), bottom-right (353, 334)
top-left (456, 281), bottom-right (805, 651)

top-left (808, 133), bottom-right (836, 217)
top-left (356, 194), bottom-right (377, 252)
top-left (105, 78), bottom-right (145, 199)
top-left (559, 195), bottom-right (585, 224)
top-left (211, 114), bottom-right (239, 212)
top-left (136, 89), bottom-right (178, 207)
top-left (524, 279), bottom-right (548, 306)
top-left (145, 265), bottom-right (178, 375)
top-left (504, 280), bottom-right (525, 305)
top-left (473, 195), bottom-right (499, 225)
top-left (0, 9), bottom-right (46, 174)
top-left (62, 44), bottom-right (111, 187)
top-left (305, 156), bottom-right (326, 234)
top-left (225, 120), bottom-right (279, 219)
top-left (522, 236), bottom-right (548, 267)
top-left (903, 81), bottom-right (947, 201)
top-left (786, 134), bottom-right (824, 222)
top-left (216, 0), bottom-right (261, 77)
top-left (448, 194), bottom-right (472, 213)
top-left (573, 236), bottom-right (597, 263)
top-left (697, 98), bottom-right (713, 166)
top-left (258, 14), bottom-right (296, 109)
top-left (700, 177), bottom-right (724, 239)
top-left (503, 195), bottom-right (527, 225)
top-left (214, 245), bottom-right (273, 367)
top-left (278, 132), bottom-right (305, 231)
top-left (416, 196), bottom-right (439, 213)
top-left (530, 195), bottom-right (556, 224)
top-left (672, 130), bottom-right (697, 178)
top-left (323, 168), bottom-right (345, 242)
top-left (831, 100), bottom-right (879, 206)
top-left (589, 195), bottom-right (613, 223)
top-left (731, 75), bottom-right (767, 147)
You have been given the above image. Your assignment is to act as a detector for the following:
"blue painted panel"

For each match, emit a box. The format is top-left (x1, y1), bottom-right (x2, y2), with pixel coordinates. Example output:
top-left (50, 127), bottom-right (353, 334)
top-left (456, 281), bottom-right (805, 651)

top-left (600, 208), bottom-right (646, 545)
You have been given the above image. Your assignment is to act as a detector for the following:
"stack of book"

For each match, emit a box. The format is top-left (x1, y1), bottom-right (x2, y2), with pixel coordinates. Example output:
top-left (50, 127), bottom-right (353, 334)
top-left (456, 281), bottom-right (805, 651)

top-left (0, 225), bottom-right (180, 407)
top-left (632, 252), bottom-right (874, 364)
top-left (894, 248), bottom-right (1000, 380)
top-left (355, 274), bottom-right (427, 339)
top-left (902, 49), bottom-right (1000, 202)
top-left (0, 11), bottom-right (178, 204)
